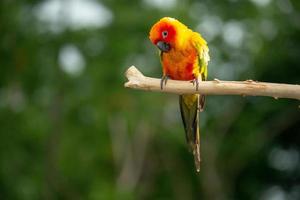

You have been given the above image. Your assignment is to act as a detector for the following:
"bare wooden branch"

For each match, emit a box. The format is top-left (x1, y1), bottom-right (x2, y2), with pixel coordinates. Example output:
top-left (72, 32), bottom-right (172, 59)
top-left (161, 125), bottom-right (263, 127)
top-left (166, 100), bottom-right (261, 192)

top-left (124, 66), bottom-right (300, 100)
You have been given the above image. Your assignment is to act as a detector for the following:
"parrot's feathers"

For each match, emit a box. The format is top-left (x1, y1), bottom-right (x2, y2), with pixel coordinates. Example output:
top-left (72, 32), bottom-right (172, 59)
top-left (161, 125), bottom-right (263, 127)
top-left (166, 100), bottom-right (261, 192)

top-left (199, 95), bottom-right (205, 112)
top-left (149, 17), bottom-right (209, 172)
top-left (179, 95), bottom-right (198, 149)
top-left (192, 33), bottom-right (209, 111)
top-left (193, 35), bottom-right (209, 81)
top-left (179, 94), bottom-right (201, 171)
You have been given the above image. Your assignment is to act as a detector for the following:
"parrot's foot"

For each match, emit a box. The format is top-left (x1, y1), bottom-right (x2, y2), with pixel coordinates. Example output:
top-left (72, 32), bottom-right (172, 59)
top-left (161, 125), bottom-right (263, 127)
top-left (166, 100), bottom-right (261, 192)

top-left (160, 75), bottom-right (169, 90)
top-left (191, 78), bottom-right (199, 91)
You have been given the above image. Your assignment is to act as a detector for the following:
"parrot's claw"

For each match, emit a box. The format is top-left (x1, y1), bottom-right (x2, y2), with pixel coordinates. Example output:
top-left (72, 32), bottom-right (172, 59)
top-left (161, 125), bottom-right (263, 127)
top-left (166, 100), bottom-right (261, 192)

top-left (191, 78), bottom-right (199, 91)
top-left (160, 75), bottom-right (169, 90)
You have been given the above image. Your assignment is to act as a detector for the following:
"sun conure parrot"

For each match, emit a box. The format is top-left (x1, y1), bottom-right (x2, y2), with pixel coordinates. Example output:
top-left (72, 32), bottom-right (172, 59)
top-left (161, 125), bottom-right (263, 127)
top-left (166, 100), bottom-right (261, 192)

top-left (149, 17), bottom-right (210, 172)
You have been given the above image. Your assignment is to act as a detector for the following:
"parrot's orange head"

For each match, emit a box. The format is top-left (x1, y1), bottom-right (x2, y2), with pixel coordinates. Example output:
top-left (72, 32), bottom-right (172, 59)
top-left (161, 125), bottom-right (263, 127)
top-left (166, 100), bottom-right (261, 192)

top-left (149, 17), bottom-right (188, 53)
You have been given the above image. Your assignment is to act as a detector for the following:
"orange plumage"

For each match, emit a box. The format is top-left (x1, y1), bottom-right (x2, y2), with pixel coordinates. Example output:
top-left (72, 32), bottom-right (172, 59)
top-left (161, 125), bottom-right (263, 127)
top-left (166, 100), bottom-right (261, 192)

top-left (149, 17), bottom-right (210, 172)
top-left (149, 17), bottom-right (209, 81)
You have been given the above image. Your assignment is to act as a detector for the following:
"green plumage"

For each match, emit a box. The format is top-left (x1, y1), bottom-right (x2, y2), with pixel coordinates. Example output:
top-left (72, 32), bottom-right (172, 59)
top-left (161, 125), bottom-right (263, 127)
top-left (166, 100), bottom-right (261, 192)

top-left (179, 94), bottom-right (201, 172)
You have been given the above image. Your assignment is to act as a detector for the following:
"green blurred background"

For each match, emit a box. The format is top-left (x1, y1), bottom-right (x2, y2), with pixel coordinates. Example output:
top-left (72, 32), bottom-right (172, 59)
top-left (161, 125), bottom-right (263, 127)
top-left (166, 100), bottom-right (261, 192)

top-left (1, 0), bottom-right (300, 199)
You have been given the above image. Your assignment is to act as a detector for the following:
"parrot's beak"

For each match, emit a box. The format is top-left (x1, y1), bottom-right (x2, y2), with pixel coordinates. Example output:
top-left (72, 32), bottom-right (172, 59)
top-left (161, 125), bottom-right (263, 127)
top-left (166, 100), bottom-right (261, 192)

top-left (156, 41), bottom-right (171, 52)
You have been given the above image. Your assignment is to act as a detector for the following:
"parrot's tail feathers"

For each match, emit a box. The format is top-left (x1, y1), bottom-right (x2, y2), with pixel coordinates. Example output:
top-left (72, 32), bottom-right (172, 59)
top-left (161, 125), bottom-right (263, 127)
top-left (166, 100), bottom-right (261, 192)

top-left (199, 95), bottom-right (205, 112)
top-left (194, 141), bottom-right (201, 172)
top-left (193, 111), bottom-right (201, 172)
top-left (179, 94), bottom-right (201, 172)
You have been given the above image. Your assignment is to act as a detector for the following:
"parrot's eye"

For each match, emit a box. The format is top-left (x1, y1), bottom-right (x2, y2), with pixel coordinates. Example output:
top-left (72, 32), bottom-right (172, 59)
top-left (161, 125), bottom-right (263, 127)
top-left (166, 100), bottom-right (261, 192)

top-left (162, 31), bottom-right (168, 38)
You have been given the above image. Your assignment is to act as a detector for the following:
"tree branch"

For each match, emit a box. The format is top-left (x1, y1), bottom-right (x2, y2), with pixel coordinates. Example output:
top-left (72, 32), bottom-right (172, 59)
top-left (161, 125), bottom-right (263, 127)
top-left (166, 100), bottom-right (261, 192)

top-left (124, 66), bottom-right (300, 100)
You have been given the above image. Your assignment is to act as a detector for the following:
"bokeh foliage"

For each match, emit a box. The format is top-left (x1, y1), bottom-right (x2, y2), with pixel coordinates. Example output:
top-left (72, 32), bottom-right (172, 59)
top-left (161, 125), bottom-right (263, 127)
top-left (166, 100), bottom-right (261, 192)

top-left (0, 0), bottom-right (300, 199)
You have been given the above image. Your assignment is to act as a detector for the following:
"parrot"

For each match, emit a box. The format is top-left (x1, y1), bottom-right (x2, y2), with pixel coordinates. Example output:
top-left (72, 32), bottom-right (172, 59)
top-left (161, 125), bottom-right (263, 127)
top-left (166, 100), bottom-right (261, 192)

top-left (149, 17), bottom-right (210, 172)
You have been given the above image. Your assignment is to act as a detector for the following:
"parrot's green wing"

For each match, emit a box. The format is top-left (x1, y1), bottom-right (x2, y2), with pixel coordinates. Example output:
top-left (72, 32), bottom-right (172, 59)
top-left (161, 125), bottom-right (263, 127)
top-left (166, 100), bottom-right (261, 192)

top-left (193, 33), bottom-right (210, 111)
top-left (193, 33), bottom-right (210, 80)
